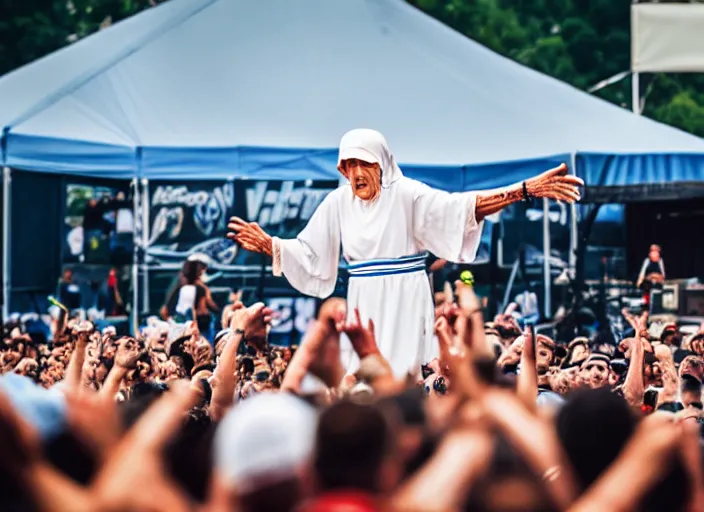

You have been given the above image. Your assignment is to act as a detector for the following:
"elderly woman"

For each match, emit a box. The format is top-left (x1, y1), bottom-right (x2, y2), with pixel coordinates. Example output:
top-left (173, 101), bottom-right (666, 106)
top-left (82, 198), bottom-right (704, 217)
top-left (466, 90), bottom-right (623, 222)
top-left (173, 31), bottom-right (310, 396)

top-left (229, 129), bottom-right (583, 377)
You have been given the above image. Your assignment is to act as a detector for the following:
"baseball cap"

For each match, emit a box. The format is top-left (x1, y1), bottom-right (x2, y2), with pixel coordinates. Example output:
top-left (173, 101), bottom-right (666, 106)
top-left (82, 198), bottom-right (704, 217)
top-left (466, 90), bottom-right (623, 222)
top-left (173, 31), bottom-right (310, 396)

top-left (537, 390), bottom-right (566, 411)
top-left (214, 392), bottom-right (318, 492)
top-left (0, 373), bottom-right (66, 441)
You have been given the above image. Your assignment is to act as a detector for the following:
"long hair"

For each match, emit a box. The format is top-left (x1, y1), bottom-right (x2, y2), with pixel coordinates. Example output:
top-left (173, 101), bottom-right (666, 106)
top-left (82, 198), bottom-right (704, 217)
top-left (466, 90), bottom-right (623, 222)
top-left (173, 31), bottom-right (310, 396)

top-left (180, 260), bottom-right (200, 285)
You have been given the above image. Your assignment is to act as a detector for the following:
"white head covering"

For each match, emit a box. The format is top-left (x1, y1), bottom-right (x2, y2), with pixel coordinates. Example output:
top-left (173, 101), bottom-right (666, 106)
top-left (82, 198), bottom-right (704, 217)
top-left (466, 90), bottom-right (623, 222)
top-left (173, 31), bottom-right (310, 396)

top-left (213, 392), bottom-right (318, 493)
top-left (338, 129), bottom-right (403, 188)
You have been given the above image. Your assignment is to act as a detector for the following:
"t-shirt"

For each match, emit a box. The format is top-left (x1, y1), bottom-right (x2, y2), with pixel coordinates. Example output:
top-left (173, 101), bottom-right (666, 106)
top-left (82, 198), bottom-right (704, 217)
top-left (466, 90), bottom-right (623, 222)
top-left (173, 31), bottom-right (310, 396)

top-left (166, 282), bottom-right (206, 316)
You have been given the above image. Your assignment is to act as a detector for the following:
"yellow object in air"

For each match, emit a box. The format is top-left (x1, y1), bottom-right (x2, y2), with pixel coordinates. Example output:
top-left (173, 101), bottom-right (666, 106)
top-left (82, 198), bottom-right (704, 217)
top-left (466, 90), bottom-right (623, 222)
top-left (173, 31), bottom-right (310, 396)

top-left (460, 270), bottom-right (474, 286)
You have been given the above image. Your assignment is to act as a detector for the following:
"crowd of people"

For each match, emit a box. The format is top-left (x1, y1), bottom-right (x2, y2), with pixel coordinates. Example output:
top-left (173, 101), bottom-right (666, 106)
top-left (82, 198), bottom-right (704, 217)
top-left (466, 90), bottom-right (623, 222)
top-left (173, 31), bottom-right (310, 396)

top-left (0, 278), bottom-right (702, 511)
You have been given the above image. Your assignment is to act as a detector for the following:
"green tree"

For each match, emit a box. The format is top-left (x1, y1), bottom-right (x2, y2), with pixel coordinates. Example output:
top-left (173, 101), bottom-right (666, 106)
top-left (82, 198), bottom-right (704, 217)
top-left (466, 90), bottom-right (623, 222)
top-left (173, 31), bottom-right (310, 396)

top-left (0, 0), bottom-right (164, 77)
top-left (409, 0), bottom-right (704, 137)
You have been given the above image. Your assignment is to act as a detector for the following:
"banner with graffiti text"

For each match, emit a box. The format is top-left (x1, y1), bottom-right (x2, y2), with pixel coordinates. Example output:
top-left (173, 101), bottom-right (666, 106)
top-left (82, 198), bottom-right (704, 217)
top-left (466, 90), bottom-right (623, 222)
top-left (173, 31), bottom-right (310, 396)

top-left (145, 180), bottom-right (338, 271)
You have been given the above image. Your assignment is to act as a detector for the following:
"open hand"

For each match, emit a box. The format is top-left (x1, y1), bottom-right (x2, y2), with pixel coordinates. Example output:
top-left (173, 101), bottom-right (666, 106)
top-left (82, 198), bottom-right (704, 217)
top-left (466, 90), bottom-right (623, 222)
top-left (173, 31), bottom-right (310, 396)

top-left (227, 217), bottom-right (273, 256)
top-left (114, 337), bottom-right (143, 369)
top-left (73, 321), bottom-right (94, 335)
top-left (337, 308), bottom-right (379, 359)
top-left (526, 163), bottom-right (583, 203)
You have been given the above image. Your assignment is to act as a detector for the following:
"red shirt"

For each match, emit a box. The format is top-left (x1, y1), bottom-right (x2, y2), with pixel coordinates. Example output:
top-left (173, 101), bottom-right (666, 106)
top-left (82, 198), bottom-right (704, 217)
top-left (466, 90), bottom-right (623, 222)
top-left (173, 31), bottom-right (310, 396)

top-left (299, 491), bottom-right (378, 512)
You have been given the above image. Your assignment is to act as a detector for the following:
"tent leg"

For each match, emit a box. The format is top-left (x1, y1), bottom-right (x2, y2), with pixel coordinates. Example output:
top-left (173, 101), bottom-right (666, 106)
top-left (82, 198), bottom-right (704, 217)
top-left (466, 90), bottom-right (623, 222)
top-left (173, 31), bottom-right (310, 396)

top-left (2, 167), bottom-right (10, 323)
top-left (502, 257), bottom-right (520, 311)
top-left (632, 72), bottom-right (640, 115)
top-left (542, 198), bottom-right (551, 319)
top-left (572, 204), bottom-right (602, 332)
top-left (569, 152), bottom-right (578, 271)
top-left (141, 179), bottom-right (150, 314)
top-left (131, 178), bottom-right (140, 334)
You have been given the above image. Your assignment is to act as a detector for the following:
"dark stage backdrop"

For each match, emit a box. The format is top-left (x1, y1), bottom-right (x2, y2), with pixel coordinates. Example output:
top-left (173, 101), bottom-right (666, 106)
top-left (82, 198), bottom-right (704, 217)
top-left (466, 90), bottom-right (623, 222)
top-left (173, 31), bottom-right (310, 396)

top-left (626, 198), bottom-right (704, 282)
top-left (8, 170), bottom-right (132, 312)
top-left (10, 171), bottom-right (63, 312)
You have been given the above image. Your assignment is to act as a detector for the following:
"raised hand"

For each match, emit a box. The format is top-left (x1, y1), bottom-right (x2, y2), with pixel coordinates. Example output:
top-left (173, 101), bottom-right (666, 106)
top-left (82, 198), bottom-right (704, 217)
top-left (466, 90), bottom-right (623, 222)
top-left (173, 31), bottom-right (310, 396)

top-left (337, 308), bottom-right (379, 359)
top-left (226, 217), bottom-right (273, 256)
top-left (92, 381), bottom-right (198, 512)
top-left (72, 320), bottom-right (94, 335)
top-left (230, 302), bottom-right (274, 347)
top-left (114, 337), bottom-right (143, 369)
top-left (64, 389), bottom-right (121, 459)
top-left (281, 297), bottom-right (347, 392)
top-left (526, 163), bottom-right (583, 203)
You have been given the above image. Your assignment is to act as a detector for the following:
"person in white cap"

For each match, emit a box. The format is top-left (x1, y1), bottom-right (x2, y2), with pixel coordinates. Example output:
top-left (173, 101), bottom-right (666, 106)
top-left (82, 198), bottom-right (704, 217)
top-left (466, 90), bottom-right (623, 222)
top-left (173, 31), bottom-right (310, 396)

top-left (211, 392), bottom-right (318, 511)
top-left (228, 129), bottom-right (582, 377)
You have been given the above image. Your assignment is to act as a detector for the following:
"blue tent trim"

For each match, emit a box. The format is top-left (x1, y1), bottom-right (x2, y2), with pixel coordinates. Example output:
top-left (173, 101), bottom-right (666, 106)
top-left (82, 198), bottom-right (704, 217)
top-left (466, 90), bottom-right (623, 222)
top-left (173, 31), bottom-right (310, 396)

top-left (140, 145), bottom-right (340, 181)
top-left (579, 152), bottom-right (704, 202)
top-left (5, 133), bottom-right (136, 178)
top-left (578, 152), bottom-right (704, 187)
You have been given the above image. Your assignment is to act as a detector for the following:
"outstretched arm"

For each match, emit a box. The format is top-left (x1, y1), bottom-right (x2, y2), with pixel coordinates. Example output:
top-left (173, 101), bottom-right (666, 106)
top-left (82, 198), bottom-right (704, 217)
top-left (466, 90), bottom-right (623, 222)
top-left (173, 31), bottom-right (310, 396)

top-left (475, 163), bottom-right (583, 222)
top-left (227, 192), bottom-right (342, 299)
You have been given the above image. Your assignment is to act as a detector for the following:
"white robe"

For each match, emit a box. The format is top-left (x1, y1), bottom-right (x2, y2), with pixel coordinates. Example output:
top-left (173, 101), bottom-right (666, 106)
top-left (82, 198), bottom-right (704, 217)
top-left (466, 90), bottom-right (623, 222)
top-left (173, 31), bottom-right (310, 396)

top-left (272, 177), bottom-right (484, 377)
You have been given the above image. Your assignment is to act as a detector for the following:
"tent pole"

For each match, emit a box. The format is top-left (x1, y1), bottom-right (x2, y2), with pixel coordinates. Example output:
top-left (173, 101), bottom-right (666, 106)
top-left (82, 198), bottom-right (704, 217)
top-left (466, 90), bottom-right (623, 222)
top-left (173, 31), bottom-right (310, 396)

top-left (2, 167), bottom-right (10, 323)
top-left (131, 178), bottom-right (139, 334)
top-left (569, 152), bottom-right (578, 270)
top-left (631, 0), bottom-right (640, 115)
top-left (632, 72), bottom-right (640, 115)
top-left (141, 178), bottom-right (150, 314)
top-left (542, 197), bottom-right (551, 319)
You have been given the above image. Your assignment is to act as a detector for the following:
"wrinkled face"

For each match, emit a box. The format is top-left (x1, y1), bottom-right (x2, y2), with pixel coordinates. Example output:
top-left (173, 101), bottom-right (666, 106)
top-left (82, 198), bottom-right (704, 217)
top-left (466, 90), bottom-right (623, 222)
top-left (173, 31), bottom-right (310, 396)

top-left (340, 158), bottom-right (381, 201)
